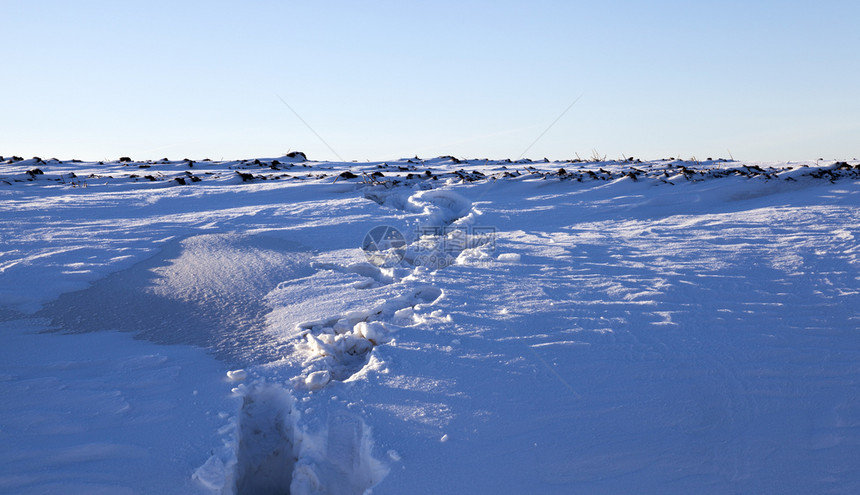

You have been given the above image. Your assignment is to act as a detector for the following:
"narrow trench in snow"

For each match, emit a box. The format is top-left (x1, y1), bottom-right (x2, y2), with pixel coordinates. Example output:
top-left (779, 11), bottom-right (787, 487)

top-left (235, 385), bottom-right (298, 495)
top-left (233, 384), bottom-right (386, 495)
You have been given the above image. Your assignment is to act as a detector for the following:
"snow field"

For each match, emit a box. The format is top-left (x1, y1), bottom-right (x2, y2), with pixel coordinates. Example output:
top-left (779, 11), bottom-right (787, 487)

top-left (2, 155), bottom-right (859, 493)
top-left (0, 319), bottom-right (233, 494)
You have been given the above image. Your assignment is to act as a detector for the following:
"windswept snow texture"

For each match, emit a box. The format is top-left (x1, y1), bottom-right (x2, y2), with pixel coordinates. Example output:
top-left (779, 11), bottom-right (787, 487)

top-left (2, 154), bottom-right (860, 494)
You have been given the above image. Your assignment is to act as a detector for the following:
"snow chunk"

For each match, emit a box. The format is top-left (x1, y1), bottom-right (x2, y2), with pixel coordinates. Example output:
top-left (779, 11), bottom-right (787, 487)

top-left (497, 252), bottom-right (521, 262)
top-left (226, 369), bottom-right (247, 382)
top-left (333, 318), bottom-right (353, 335)
top-left (355, 321), bottom-right (391, 344)
top-left (305, 370), bottom-right (332, 391)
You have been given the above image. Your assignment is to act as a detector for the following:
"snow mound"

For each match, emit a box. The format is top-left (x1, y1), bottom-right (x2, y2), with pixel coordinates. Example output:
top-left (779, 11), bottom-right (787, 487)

top-left (37, 232), bottom-right (315, 364)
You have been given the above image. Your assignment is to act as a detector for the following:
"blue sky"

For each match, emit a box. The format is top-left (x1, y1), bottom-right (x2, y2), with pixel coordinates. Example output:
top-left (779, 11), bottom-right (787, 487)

top-left (3, 1), bottom-right (858, 162)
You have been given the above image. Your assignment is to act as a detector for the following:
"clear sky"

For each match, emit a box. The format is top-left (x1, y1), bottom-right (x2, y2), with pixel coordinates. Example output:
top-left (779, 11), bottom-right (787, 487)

top-left (2, 1), bottom-right (858, 162)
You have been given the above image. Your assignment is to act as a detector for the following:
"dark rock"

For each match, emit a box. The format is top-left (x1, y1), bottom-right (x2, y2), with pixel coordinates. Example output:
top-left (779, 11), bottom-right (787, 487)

top-left (119, 156), bottom-right (132, 162)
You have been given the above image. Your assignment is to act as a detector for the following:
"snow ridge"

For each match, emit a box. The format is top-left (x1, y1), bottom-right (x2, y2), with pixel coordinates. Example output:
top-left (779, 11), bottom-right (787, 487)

top-left (3, 155), bottom-right (858, 192)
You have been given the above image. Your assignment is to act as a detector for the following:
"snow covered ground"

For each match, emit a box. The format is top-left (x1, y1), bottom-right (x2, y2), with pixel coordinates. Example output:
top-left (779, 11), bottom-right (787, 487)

top-left (1, 154), bottom-right (859, 494)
